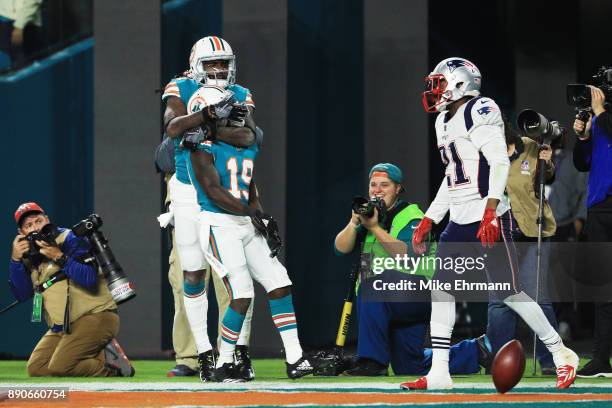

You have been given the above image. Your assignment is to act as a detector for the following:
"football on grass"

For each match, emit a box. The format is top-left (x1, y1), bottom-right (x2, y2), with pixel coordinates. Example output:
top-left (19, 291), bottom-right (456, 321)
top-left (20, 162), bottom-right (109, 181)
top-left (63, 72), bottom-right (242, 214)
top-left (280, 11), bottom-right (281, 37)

top-left (491, 339), bottom-right (525, 393)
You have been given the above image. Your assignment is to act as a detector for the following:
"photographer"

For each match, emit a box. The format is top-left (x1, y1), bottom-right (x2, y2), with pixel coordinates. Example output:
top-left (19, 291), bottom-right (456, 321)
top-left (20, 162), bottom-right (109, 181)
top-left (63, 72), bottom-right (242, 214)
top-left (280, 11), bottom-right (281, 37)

top-left (8, 202), bottom-right (133, 377)
top-left (486, 117), bottom-right (559, 375)
top-left (572, 85), bottom-right (612, 378)
top-left (334, 164), bottom-right (482, 376)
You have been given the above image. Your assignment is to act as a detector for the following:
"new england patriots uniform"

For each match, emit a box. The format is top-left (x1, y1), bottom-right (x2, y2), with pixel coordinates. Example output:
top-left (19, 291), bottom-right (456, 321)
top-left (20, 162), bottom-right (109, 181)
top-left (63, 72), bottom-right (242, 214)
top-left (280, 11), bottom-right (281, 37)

top-left (425, 96), bottom-right (520, 299)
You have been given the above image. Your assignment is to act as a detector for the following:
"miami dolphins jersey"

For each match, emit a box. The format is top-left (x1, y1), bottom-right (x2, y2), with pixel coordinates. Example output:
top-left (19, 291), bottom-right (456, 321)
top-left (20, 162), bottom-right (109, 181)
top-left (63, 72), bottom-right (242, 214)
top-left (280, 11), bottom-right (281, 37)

top-left (162, 77), bottom-right (255, 184)
top-left (188, 141), bottom-right (259, 213)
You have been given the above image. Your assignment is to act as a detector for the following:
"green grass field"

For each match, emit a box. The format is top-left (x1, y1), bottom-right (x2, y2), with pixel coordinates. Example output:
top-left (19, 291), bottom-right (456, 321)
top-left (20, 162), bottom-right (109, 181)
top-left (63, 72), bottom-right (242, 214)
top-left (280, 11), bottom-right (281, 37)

top-left (2, 358), bottom-right (612, 385)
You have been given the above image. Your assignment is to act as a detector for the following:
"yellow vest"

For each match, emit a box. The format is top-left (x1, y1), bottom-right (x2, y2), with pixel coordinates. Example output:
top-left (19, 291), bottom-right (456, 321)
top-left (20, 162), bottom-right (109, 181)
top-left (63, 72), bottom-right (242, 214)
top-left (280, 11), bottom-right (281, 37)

top-left (27, 230), bottom-right (116, 328)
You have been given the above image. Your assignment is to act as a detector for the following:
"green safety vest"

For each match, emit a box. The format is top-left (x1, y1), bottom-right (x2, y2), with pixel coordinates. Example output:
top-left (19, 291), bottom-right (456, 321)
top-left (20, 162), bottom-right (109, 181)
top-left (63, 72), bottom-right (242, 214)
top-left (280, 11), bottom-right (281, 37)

top-left (362, 203), bottom-right (436, 280)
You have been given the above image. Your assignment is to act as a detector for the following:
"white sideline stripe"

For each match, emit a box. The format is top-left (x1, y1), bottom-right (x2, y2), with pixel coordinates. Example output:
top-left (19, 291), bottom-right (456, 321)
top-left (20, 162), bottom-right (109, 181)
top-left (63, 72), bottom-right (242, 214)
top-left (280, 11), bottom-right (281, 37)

top-left (2, 381), bottom-right (612, 392)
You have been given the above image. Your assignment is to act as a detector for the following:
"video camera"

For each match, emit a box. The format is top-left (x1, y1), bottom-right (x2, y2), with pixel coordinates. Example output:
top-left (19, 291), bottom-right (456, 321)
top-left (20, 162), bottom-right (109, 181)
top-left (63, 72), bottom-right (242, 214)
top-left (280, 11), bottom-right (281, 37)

top-left (516, 109), bottom-right (565, 147)
top-left (352, 196), bottom-right (387, 224)
top-left (21, 223), bottom-right (60, 265)
top-left (567, 66), bottom-right (612, 121)
top-left (72, 214), bottom-right (136, 305)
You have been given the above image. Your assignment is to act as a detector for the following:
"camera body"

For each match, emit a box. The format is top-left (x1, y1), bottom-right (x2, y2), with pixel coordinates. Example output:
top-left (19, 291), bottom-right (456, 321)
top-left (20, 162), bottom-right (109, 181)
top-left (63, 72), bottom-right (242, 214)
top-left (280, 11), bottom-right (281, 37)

top-left (72, 214), bottom-right (136, 305)
top-left (567, 66), bottom-right (612, 117)
top-left (352, 196), bottom-right (387, 223)
top-left (21, 223), bottom-right (59, 264)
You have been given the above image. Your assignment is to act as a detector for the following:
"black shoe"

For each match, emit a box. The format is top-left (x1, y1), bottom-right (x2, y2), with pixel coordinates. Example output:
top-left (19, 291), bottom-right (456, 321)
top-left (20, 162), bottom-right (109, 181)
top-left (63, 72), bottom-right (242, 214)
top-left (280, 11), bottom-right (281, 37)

top-left (286, 356), bottom-right (315, 379)
top-left (104, 338), bottom-right (135, 377)
top-left (198, 350), bottom-right (217, 382)
top-left (234, 345), bottom-right (255, 381)
top-left (577, 359), bottom-right (612, 378)
top-left (211, 362), bottom-right (246, 383)
top-left (476, 334), bottom-right (493, 371)
top-left (541, 366), bottom-right (556, 376)
top-left (167, 364), bottom-right (198, 377)
top-left (343, 358), bottom-right (388, 376)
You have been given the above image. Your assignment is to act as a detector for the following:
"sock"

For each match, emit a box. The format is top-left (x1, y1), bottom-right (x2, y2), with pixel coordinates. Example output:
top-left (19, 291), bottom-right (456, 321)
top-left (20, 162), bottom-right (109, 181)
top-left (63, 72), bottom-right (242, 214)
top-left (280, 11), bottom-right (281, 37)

top-left (503, 292), bottom-right (563, 354)
top-left (183, 280), bottom-right (212, 354)
top-left (217, 307), bottom-right (246, 367)
top-left (237, 301), bottom-right (254, 346)
top-left (269, 295), bottom-right (302, 364)
top-left (428, 290), bottom-right (455, 377)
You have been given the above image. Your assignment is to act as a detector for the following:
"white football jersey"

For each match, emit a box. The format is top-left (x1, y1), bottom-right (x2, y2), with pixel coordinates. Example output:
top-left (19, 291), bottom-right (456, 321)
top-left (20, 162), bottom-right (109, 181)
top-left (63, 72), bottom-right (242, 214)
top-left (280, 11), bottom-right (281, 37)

top-left (427, 96), bottom-right (510, 224)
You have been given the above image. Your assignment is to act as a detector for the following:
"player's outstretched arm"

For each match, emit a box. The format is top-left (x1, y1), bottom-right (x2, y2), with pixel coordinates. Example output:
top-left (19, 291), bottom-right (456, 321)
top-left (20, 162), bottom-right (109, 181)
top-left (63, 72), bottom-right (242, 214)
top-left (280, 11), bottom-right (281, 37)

top-left (190, 149), bottom-right (251, 215)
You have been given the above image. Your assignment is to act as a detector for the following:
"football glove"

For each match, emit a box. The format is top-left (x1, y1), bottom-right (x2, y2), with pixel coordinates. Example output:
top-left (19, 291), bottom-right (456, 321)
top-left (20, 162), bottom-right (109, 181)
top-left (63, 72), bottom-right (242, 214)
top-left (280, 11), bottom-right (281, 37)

top-left (227, 102), bottom-right (249, 127)
top-left (180, 126), bottom-right (207, 151)
top-left (202, 91), bottom-right (236, 120)
top-left (476, 208), bottom-right (500, 248)
top-left (247, 207), bottom-right (283, 258)
top-left (412, 217), bottom-right (433, 255)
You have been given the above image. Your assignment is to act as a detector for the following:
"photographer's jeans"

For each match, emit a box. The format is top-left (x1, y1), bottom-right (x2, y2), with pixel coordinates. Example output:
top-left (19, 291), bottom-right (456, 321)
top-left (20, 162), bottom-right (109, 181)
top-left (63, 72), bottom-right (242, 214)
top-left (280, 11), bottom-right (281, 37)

top-left (356, 281), bottom-right (479, 375)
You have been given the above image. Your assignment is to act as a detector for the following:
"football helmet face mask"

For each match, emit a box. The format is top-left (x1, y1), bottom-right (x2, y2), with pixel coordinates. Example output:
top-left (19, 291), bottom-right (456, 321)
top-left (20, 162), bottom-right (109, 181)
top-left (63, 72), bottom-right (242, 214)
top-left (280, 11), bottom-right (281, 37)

top-left (189, 36), bottom-right (236, 87)
top-left (422, 57), bottom-right (481, 112)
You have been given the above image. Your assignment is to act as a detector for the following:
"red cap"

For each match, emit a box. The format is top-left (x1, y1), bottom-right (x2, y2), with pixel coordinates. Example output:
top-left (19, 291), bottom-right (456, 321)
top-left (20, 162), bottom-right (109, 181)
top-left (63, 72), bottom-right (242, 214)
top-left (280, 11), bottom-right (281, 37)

top-left (15, 202), bottom-right (45, 226)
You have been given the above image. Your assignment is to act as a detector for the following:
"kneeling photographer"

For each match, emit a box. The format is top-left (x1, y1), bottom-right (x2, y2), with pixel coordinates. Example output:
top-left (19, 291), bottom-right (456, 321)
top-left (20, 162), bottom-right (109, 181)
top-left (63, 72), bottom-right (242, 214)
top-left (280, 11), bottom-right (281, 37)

top-left (8, 203), bottom-right (133, 377)
top-left (570, 67), bottom-right (612, 377)
top-left (334, 164), bottom-right (482, 376)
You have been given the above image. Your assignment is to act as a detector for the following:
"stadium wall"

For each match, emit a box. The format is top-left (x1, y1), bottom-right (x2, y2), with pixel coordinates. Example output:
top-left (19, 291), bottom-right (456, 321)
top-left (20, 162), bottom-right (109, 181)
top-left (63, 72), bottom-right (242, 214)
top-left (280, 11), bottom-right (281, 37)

top-left (0, 40), bottom-right (94, 357)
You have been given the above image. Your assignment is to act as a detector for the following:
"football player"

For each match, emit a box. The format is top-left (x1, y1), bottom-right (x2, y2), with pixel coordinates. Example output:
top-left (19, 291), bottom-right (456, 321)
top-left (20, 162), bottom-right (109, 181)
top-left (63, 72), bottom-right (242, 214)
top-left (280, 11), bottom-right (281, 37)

top-left (401, 58), bottom-right (579, 390)
top-left (188, 137), bottom-right (316, 382)
top-left (161, 36), bottom-right (256, 382)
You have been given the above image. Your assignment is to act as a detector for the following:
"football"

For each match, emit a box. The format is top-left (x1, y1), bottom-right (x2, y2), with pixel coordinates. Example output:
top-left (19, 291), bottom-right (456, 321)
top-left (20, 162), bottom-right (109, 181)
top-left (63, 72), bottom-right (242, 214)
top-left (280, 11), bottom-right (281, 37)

top-left (491, 339), bottom-right (526, 393)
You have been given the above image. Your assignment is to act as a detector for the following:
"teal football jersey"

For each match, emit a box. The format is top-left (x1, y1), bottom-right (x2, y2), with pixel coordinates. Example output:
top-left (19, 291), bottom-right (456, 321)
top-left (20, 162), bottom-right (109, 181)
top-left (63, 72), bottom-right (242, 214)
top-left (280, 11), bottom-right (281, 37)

top-left (188, 141), bottom-right (259, 214)
top-left (162, 78), bottom-right (255, 185)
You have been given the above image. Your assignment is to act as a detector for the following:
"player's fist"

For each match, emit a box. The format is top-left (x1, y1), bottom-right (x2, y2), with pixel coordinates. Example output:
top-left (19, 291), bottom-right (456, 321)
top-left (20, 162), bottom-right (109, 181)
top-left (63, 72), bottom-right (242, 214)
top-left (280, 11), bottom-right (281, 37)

top-left (412, 217), bottom-right (433, 255)
top-left (476, 208), bottom-right (499, 248)
top-left (11, 235), bottom-right (29, 262)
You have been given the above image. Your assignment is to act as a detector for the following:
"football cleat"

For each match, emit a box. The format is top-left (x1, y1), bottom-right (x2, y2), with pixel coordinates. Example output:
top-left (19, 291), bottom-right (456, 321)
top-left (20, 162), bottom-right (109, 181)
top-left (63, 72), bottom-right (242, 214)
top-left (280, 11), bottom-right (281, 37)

top-left (234, 345), bottom-right (255, 381)
top-left (211, 363), bottom-right (245, 383)
top-left (197, 350), bottom-right (217, 382)
top-left (554, 347), bottom-right (579, 389)
top-left (400, 375), bottom-right (453, 390)
top-left (286, 356), bottom-right (315, 379)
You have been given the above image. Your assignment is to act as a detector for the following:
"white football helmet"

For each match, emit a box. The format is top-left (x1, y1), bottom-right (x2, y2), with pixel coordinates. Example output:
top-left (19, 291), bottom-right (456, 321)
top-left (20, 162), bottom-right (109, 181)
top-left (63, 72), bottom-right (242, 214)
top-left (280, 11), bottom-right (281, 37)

top-left (189, 36), bottom-right (236, 87)
top-left (422, 57), bottom-right (481, 112)
top-left (187, 85), bottom-right (231, 114)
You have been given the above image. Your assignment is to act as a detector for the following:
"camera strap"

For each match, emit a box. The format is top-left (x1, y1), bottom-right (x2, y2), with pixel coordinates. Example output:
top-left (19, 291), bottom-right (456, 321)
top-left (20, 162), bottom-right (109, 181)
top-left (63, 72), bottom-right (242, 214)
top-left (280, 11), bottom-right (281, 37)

top-left (35, 272), bottom-right (67, 293)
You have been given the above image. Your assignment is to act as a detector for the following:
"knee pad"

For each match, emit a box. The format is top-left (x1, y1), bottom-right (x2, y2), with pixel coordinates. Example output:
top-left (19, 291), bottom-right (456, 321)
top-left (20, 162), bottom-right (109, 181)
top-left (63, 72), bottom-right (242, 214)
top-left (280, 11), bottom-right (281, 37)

top-left (177, 244), bottom-right (205, 272)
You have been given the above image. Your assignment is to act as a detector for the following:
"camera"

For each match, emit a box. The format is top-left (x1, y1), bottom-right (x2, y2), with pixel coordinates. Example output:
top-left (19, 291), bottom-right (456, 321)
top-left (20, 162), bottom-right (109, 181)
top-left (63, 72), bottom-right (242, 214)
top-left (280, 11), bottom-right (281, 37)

top-left (516, 109), bottom-right (565, 146)
top-left (566, 66), bottom-right (612, 119)
top-left (352, 196), bottom-right (387, 223)
top-left (72, 214), bottom-right (136, 304)
top-left (21, 223), bottom-right (59, 265)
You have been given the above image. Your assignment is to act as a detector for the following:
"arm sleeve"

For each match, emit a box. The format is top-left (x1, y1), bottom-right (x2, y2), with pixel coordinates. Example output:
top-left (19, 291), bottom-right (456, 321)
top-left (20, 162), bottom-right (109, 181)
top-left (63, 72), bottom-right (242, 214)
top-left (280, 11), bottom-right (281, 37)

top-left (13, 0), bottom-right (42, 29)
top-left (573, 137), bottom-right (592, 172)
top-left (471, 125), bottom-right (510, 200)
top-left (424, 178), bottom-right (450, 223)
top-left (8, 260), bottom-right (34, 301)
top-left (61, 232), bottom-right (98, 289)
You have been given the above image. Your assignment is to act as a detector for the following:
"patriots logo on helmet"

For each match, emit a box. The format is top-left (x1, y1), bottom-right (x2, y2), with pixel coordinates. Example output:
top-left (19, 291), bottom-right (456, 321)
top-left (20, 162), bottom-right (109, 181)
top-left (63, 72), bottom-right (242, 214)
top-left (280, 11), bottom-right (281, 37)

top-left (477, 106), bottom-right (498, 116)
top-left (446, 59), bottom-right (475, 73)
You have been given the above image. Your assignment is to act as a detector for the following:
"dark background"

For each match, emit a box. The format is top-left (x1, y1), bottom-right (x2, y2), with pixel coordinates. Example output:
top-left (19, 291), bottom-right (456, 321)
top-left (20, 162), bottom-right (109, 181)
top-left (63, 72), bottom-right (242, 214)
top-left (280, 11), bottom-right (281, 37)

top-left (0, 0), bottom-right (610, 357)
